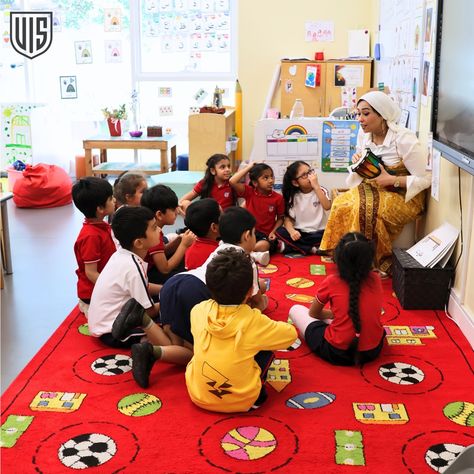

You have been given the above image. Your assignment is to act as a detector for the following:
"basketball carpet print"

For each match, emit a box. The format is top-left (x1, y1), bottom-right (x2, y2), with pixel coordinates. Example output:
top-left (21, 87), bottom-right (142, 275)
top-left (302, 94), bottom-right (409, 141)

top-left (1, 254), bottom-right (473, 473)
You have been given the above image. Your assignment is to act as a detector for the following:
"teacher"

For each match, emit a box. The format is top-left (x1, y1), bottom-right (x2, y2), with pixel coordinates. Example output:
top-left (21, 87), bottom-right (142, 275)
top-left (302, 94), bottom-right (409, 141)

top-left (319, 91), bottom-right (431, 274)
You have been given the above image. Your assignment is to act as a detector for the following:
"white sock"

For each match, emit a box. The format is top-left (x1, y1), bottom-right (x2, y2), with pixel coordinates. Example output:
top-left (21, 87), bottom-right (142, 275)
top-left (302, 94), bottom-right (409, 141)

top-left (288, 304), bottom-right (315, 338)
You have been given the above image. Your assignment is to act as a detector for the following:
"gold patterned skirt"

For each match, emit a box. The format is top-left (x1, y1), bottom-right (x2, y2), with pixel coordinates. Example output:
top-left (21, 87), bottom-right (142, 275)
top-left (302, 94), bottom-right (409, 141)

top-left (319, 181), bottom-right (425, 273)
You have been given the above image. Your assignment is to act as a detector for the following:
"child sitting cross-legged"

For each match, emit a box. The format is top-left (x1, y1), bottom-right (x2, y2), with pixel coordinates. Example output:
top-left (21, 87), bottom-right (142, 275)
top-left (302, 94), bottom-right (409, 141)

top-left (127, 206), bottom-right (270, 389)
top-left (288, 232), bottom-right (385, 366)
top-left (87, 206), bottom-right (190, 368)
top-left (230, 162), bottom-right (284, 257)
top-left (276, 160), bottom-right (331, 255)
top-left (72, 177), bottom-right (117, 316)
top-left (183, 198), bottom-right (220, 270)
top-left (185, 248), bottom-right (297, 412)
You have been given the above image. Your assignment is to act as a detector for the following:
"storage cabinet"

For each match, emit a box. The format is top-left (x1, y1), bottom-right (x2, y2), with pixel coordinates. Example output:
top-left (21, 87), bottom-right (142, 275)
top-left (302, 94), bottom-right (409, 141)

top-left (188, 108), bottom-right (236, 171)
top-left (280, 59), bottom-right (373, 117)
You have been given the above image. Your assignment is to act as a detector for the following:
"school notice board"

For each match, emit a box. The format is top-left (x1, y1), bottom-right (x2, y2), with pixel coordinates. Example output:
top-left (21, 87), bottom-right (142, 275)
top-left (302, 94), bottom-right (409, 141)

top-left (252, 118), bottom-right (353, 191)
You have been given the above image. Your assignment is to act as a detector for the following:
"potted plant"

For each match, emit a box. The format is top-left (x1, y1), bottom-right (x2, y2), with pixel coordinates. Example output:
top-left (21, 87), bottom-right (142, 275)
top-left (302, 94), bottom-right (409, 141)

top-left (102, 104), bottom-right (127, 136)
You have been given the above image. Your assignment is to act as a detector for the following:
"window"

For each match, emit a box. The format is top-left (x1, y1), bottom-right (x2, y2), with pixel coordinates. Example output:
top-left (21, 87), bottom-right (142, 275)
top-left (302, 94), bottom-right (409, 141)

top-left (132, 0), bottom-right (237, 81)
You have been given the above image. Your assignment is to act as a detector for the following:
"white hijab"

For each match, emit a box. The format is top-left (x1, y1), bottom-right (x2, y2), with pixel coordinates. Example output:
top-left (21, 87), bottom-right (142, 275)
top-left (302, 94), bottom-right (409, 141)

top-left (358, 91), bottom-right (402, 132)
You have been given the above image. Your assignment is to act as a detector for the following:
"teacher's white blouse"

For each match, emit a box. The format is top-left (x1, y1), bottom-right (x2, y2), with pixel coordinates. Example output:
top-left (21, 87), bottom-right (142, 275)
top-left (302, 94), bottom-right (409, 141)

top-left (347, 127), bottom-right (432, 202)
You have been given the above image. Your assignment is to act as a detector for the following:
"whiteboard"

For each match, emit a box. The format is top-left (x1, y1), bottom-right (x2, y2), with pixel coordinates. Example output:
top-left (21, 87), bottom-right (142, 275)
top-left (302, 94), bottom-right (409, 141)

top-left (377, 0), bottom-right (426, 132)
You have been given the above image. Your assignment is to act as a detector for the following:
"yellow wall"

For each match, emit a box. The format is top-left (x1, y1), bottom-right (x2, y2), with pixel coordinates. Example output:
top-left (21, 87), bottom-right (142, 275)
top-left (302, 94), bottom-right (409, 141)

top-left (237, 0), bottom-right (376, 160)
top-left (237, 0), bottom-right (473, 324)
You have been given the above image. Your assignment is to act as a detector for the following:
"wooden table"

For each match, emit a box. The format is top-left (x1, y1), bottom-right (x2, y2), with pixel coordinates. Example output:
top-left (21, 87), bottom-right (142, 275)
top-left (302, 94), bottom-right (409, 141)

top-left (1, 192), bottom-right (13, 280)
top-left (83, 134), bottom-right (177, 176)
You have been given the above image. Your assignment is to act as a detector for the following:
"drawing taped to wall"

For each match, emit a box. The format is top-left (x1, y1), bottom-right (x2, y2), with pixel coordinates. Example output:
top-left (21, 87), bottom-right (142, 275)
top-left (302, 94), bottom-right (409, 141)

top-left (59, 76), bottom-right (77, 99)
top-left (75, 41), bottom-right (92, 64)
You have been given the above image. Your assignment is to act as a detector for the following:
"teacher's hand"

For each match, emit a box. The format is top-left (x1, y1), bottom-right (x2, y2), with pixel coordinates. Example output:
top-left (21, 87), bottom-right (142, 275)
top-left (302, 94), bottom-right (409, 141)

top-left (372, 165), bottom-right (394, 188)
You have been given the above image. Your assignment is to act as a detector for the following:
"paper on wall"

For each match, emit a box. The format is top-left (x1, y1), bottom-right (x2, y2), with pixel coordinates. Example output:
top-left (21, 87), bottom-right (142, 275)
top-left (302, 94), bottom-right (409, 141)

top-left (305, 21), bottom-right (334, 42)
top-left (431, 148), bottom-right (440, 201)
top-left (335, 65), bottom-right (364, 87)
top-left (348, 29), bottom-right (370, 57)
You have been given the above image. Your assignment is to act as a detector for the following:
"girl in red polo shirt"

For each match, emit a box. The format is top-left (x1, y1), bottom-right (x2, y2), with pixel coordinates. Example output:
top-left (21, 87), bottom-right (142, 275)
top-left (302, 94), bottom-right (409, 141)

top-left (289, 232), bottom-right (385, 365)
top-left (179, 154), bottom-right (235, 212)
top-left (230, 162), bottom-right (285, 253)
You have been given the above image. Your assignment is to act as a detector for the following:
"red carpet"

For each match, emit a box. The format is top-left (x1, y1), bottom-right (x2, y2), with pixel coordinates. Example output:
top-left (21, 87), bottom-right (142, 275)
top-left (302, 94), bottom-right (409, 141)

top-left (1, 254), bottom-right (473, 473)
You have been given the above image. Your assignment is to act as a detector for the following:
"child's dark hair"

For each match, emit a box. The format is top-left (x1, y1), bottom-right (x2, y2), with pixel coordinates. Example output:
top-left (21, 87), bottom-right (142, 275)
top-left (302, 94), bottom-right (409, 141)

top-left (184, 198), bottom-right (220, 237)
top-left (205, 248), bottom-right (253, 305)
top-left (334, 232), bottom-right (375, 364)
top-left (72, 177), bottom-right (113, 218)
top-left (249, 163), bottom-right (273, 187)
top-left (141, 184), bottom-right (178, 214)
top-left (200, 154), bottom-right (231, 198)
top-left (113, 171), bottom-right (147, 207)
top-left (282, 161), bottom-right (309, 213)
top-left (111, 206), bottom-right (155, 250)
top-left (219, 206), bottom-right (256, 244)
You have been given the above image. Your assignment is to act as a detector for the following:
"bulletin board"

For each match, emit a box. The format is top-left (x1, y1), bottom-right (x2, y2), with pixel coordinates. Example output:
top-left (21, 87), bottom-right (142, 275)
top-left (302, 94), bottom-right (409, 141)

top-left (376, 0), bottom-right (429, 132)
top-left (253, 118), bottom-right (350, 192)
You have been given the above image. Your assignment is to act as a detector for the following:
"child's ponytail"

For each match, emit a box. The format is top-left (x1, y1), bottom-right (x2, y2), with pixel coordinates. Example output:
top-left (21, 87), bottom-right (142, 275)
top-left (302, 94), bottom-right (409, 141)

top-left (334, 232), bottom-right (375, 365)
top-left (201, 154), bottom-right (229, 198)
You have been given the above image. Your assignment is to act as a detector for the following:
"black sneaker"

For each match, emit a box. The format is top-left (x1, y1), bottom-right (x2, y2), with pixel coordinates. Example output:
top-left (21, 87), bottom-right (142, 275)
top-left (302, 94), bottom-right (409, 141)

top-left (314, 248), bottom-right (331, 256)
top-left (251, 385), bottom-right (268, 410)
top-left (112, 298), bottom-right (145, 341)
top-left (131, 342), bottom-right (155, 388)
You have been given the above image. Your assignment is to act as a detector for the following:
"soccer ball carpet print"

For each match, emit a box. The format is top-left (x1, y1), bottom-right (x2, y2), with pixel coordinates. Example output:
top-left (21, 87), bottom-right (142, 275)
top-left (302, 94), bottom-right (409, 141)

top-left (1, 254), bottom-right (473, 473)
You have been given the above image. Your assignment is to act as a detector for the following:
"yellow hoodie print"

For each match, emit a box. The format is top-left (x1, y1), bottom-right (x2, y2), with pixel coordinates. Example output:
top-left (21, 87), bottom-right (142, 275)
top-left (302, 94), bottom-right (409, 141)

top-left (185, 299), bottom-right (297, 413)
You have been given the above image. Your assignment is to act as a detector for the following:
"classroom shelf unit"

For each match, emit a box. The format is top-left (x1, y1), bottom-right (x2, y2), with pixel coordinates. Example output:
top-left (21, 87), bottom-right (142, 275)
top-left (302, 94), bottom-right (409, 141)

top-left (188, 108), bottom-right (236, 171)
top-left (280, 59), bottom-right (373, 117)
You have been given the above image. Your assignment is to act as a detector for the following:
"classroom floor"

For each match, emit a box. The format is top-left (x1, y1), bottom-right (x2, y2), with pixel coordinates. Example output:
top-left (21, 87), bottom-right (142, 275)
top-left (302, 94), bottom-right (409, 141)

top-left (1, 199), bottom-right (182, 393)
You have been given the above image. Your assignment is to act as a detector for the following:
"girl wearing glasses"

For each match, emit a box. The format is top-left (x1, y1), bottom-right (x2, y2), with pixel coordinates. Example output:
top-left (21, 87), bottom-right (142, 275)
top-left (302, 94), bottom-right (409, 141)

top-left (275, 161), bottom-right (331, 255)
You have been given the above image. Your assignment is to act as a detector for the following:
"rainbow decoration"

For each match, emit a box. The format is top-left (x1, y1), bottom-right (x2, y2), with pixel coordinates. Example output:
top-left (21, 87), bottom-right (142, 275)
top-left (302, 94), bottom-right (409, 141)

top-left (284, 124), bottom-right (308, 136)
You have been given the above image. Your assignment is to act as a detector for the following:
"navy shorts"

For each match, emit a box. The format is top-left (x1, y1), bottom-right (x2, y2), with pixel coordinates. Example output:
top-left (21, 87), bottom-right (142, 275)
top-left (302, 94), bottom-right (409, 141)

top-left (305, 321), bottom-right (385, 366)
top-left (255, 230), bottom-right (278, 253)
top-left (159, 273), bottom-right (211, 344)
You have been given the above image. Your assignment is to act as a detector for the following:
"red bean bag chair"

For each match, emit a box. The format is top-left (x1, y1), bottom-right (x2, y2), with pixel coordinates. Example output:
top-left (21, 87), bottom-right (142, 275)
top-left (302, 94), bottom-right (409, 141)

top-left (13, 163), bottom-right (72, 208)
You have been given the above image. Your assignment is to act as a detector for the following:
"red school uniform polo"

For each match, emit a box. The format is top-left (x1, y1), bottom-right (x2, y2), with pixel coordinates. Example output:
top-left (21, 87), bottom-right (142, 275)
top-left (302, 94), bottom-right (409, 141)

top-left (185, 237), bottom-right (219, 270)
top-left (193, 179), bottom-right (234, 209)
top-left (241, 184), bottom-right (285, 235)
top-left (74, 219), bottom-right (117, 300)
top-left (145, 230), bottom-right (165, 268)
top-left (316, 272), bottom-right (384, 351)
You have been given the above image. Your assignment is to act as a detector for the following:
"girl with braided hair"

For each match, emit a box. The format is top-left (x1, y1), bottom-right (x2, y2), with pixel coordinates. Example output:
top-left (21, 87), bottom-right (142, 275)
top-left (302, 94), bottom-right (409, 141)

top-left (288, 232), bottom-right (385, 365)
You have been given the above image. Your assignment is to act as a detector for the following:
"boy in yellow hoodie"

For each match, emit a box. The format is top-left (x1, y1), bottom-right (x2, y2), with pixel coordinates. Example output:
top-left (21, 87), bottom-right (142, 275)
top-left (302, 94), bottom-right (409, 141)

top-left (185, 248), bottom-right (297, 412)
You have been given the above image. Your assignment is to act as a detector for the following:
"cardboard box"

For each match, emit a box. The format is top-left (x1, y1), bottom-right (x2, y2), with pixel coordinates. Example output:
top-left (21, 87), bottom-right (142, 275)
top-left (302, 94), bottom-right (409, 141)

top-left (392, 248), bottom-right (454, 310)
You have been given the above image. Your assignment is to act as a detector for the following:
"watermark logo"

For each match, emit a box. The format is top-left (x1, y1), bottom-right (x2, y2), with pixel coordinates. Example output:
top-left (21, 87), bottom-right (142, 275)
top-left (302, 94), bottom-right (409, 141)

top-left (10, 12), bottom-right (53, 59)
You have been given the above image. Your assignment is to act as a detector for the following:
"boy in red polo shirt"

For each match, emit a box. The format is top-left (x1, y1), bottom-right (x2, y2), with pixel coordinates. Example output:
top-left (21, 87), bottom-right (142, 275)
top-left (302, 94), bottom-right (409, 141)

top-left (72, 177), bottom-right (117, 315)
top-left (230, 162), bottom-right (284, 254)
top-left (184, 198), bottom-right (220, 270)
top-left (140, 184), bottom-right (196, 285)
